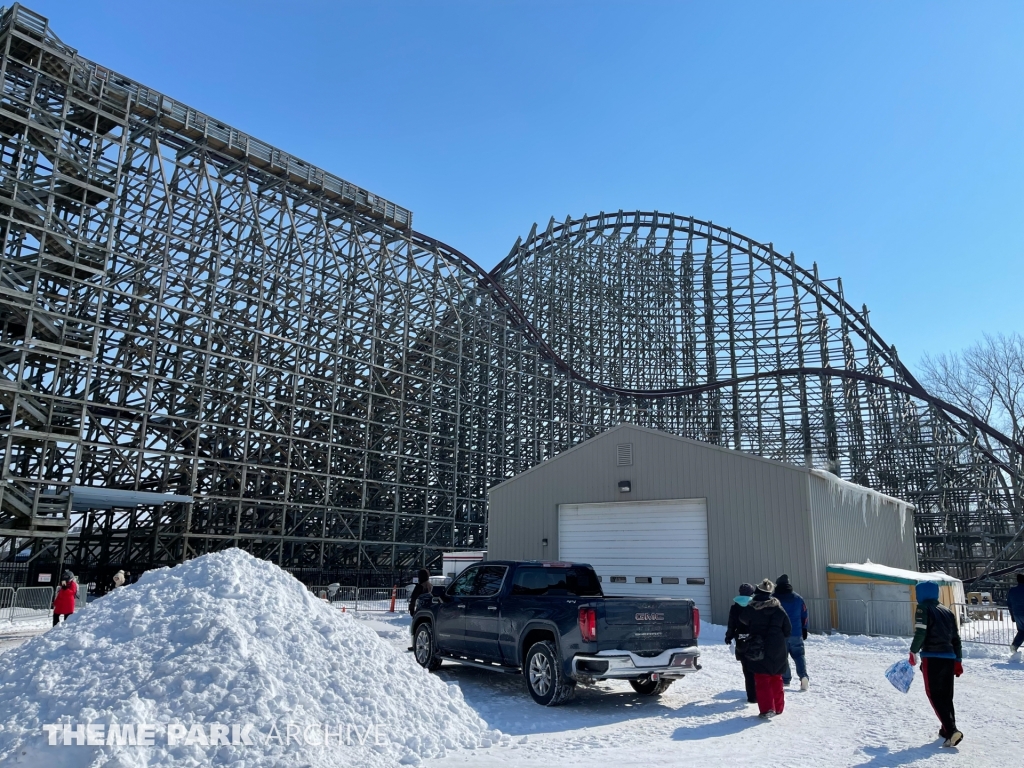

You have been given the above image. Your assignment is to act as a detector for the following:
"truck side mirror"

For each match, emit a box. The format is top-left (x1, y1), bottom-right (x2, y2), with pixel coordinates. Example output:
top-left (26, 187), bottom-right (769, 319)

top-left (431, 585), bottom-right (446, 597)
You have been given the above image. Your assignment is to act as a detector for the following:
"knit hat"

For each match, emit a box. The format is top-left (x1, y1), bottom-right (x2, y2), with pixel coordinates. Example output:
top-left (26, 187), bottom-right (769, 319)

top-left (776, 574), bottom-right (791, 587)
top-left (755, 578), bottom-right (775, 595)
top-left (416, 568), bottom-right (430, 583)
top-left (738, 583), bottom-right (755, 597)
top-left (915, 581), bottom-right (939, 602)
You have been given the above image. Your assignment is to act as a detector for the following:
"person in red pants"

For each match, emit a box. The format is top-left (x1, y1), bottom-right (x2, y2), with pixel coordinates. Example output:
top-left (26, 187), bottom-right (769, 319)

top-left (52, 570), bottom-right (77, 626)
top-left (909, 580), bottom-right (963, 747)
top-left (740, 578), bottom-right (792, 719)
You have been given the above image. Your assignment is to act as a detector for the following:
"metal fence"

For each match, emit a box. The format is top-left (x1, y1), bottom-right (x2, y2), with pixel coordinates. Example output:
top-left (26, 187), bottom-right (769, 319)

top-left (0, 586), bottom-right (13, 622)
top-left (805, 597), bottom-right (1018, 646)
top-left (954, 604), bottom-right (1018, 647)
top-left (10, 586), bottom-right (54, 623)
top-left (307, 585), bottom-right (410, 612)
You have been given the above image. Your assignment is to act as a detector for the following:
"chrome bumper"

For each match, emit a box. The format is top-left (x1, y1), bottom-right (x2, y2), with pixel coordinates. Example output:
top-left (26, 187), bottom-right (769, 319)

top-left (572, 647), bottom-right (701, 681)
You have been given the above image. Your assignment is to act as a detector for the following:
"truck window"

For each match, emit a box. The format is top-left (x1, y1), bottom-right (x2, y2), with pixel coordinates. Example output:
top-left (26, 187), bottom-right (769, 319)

top-left (471, 565), bottom-right (508, 596)
top-left (511, 567), bottom-right (602, 597)
top-left (568, 567), bottom-right (602, 597)
top-left (448, 566), bottom-right (477, 596)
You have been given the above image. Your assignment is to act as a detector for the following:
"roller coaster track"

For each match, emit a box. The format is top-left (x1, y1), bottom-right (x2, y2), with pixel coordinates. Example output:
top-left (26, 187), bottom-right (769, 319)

top-left (414, 225), bottom-right (1024, 458)
top-left (412, 223), bottom-right (1024, 582)
top-left (1, 3), bottom-right (1019, 587)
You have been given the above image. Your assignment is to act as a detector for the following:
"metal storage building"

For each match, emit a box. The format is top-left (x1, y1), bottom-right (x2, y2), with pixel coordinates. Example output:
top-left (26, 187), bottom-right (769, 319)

top-left (487, 424), bottom-right (917, 624)
top-left (825, 562), bottom-right (964, 636)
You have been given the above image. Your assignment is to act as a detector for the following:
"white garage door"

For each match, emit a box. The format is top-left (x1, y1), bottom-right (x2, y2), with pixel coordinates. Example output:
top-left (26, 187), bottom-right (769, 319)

top-left (558, 499), bottom-right (711, 618)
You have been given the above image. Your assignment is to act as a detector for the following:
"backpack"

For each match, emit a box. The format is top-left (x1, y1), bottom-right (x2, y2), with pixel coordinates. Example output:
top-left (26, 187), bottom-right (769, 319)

top-left (743, 634), bottom-right (765, 662)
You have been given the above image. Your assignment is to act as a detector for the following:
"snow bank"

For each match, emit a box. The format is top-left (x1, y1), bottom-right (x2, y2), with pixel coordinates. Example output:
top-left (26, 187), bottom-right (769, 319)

top-left (0, 548), bottom-right (502, 767)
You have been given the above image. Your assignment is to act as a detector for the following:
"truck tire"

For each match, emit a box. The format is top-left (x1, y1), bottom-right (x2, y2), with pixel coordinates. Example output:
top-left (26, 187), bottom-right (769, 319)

top-left (524, 640), bottom-right (575, 706)
top-left (629, 676), bottom-right (674, 696)
top-left (413, 622), bottom-right (442, 671)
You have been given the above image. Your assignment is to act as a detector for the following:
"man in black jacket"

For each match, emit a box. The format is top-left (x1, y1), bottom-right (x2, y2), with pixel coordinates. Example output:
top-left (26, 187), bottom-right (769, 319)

top-left (909, 580), bottom-right (963, 747)
top-left (739, 578), bottom-right (792, 719)
top-left (725, 583), bottom-right (757, 704)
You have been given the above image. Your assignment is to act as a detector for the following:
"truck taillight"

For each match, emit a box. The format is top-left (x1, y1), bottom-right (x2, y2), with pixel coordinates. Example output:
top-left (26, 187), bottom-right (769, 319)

top-left (578, 607), bottom-right (597, 642)
top-left (693, 607), bottom-right (700, 639)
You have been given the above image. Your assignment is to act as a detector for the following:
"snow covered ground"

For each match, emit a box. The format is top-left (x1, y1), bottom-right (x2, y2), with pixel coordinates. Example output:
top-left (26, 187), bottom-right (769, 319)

top-left (357, 612), bottom-right (1023, 768)
top-left (1, 567), bottom-right (1020, 768)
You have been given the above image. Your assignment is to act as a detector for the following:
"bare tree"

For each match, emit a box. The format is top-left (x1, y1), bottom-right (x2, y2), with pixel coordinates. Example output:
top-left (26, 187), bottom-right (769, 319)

top-left (921, 332), bottom-right (1024, 449)
top-left (920, 332), bottom-right (1024, 575)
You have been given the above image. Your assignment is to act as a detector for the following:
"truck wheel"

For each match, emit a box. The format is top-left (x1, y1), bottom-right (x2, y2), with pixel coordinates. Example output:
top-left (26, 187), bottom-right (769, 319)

top-left (629, 676), bottom-right (674, 696)
top-left (414, 622), bottom-right (442, 671)
top-left (524, 640), bottom-right (575, 706)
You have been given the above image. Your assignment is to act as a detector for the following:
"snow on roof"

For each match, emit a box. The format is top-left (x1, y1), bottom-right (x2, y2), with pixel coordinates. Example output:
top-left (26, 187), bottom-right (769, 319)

top-left (827, 561), bottom-right (961, 584)
top-left (810, 468), bottom-right (915, 511)
top-left (0, 548), bottom-right (501, 766)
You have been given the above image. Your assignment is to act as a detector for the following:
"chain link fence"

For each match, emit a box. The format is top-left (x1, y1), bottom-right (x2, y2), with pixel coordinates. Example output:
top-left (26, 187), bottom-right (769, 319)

top-left (805, 597), bottom-right (1017, 646)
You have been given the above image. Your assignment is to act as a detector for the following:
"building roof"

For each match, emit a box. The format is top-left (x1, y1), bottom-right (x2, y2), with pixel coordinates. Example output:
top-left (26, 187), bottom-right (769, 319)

top-left (810, 469), bottom-right (914, 512)
top-left (65, 486), bottom-right (193, 512)
top-left (489, 423), bottom-right (912, 513)
top-left (827, 562), bottom-right (961, 585)
top-left (488, 423), bottom-right (810, 493)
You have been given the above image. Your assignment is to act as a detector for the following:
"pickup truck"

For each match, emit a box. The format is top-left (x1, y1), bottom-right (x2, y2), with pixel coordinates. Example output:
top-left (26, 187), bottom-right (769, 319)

top-left (410, 560), bottom-right (701, 705)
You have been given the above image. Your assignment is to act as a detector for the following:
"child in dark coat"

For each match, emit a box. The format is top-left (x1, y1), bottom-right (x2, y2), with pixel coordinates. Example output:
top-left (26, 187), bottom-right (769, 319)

top-left (725, 583), bottom-right (758, 704)
top-left (739, 578), bottom-right (792, 718)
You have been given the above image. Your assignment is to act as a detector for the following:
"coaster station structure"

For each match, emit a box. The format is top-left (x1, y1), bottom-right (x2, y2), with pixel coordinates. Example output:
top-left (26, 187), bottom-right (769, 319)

top-left (0, 5), bottom-right (1020, 589)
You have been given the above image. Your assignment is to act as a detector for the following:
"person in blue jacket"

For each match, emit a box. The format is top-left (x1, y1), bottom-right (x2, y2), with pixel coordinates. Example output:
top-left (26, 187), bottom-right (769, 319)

top-left (774, 574), bottom-right (809, 690)
top-left (1008, 572), bottom-right (1024, 655)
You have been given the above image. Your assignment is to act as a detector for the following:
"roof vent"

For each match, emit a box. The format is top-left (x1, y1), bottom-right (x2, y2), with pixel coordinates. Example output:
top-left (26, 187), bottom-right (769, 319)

top-left (616, 443), bottom-right (633, 466)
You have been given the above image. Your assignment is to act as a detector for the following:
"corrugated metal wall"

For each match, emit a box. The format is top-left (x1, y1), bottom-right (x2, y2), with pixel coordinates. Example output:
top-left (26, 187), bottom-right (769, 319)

top-left (806, 471), bottom-right (918, 601)
top-left (488, 424), bottom-right (918, 624)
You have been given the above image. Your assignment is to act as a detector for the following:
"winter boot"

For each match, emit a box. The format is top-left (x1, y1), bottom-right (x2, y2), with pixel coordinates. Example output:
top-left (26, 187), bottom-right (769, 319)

top-left (800, 677), bottom-right (809, 691)
top-left (758, 711), bottom-right (775, 720)
top-left (942, 731), bottom-right (963, 748)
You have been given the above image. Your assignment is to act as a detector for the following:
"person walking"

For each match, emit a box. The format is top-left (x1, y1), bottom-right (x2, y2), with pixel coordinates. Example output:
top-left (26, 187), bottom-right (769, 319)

top-left (909, 580), bottom-right (963, 747)
top-left (774, 574), bottom-right (810, 690)
top-left (408, 569), bottom-right (432, 615)
top-left (1008, 572), bottom-right (1024, 657)
top-left (740, 578), bottom-right (792, 719)
top-left (52, 570), bottom-right (77, 627)
top-left (725, 583), bottom-right (758, 704)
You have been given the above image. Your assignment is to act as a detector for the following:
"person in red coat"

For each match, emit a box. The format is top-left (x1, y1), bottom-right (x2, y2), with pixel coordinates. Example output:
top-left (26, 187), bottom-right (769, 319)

top-left (52, 570), bottom-right (77, 626)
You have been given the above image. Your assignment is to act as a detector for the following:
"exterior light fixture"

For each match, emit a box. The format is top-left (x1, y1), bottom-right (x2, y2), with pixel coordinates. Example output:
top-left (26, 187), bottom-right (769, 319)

top-left (618, 480), bottom-right (631, 493)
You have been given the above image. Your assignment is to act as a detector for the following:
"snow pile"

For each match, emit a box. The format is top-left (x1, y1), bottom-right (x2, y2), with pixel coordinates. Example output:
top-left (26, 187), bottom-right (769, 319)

top-left (0, 548), bottom-right (502, 767)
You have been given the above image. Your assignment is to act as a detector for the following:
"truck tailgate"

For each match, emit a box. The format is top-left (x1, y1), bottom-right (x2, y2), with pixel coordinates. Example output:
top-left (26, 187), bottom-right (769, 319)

top-left (599, 598), bottom-right (695, 654)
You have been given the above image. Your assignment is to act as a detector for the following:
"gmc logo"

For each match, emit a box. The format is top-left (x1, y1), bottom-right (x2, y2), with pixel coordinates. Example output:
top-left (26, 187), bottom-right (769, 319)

top-left (635, 612), bottom-right (665, 621)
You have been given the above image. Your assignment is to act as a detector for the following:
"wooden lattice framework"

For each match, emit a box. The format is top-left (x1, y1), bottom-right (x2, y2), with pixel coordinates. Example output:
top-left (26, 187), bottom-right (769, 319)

top-left (0, 5), bottom-right (1020, 589)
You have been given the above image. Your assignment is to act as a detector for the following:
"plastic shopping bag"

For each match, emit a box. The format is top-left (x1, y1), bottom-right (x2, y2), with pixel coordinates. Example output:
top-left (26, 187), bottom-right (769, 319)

top-left (885, 659), bottom-right (915, 693)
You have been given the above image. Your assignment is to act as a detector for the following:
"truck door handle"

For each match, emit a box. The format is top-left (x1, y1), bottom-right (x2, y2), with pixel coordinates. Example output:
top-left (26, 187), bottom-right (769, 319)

top-left (457, 604), bottom-right (465, 609)
top-left (487, 606), bottom-right (498, 611)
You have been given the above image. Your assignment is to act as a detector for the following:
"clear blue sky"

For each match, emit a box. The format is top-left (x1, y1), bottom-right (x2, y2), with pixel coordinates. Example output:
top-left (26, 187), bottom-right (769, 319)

top-left (28, 1), bottom-right (1023, 368)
